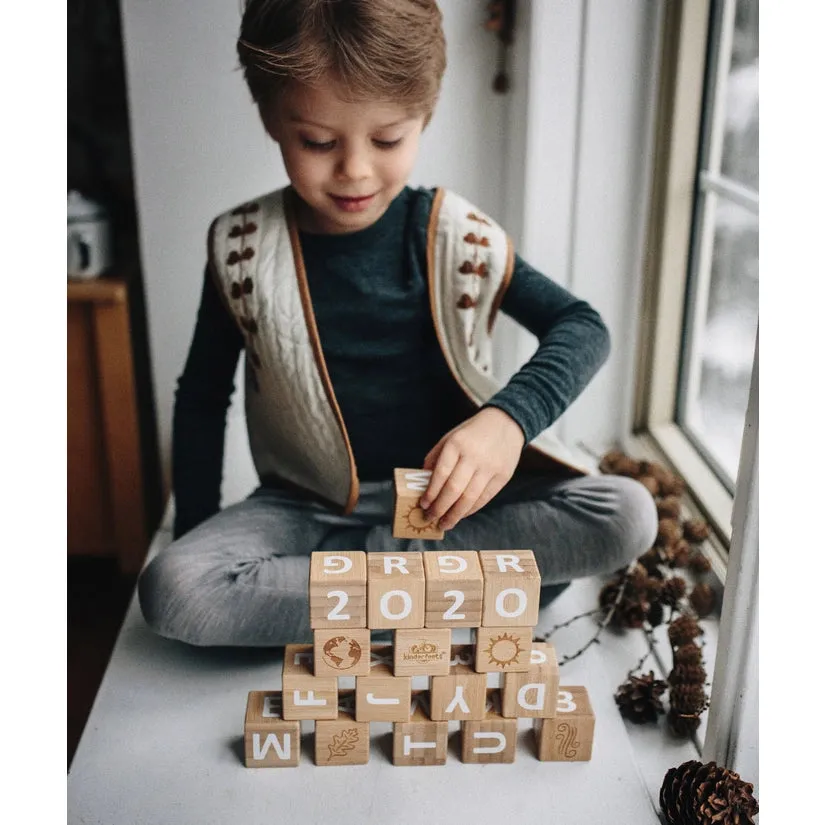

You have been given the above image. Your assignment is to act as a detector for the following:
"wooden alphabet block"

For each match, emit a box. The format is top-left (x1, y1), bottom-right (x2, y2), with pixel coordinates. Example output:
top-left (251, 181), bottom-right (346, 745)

top-left (533, 685), bottom-right (595, 762)
top-left (501, 641), bottom-right (560, 718)
top-left (423, 550), bottom-right (484, 628)
top-left (281, 644), bottom-right (338, 721)
top-left (479, 550), bottom-right (541, 627)
top-left (313, 628), bottom-right (371, 677)
top-left (392, 468), bottom-right (444, 539)
top-left (460, 690), bottom-right (517, 764)
top-left (429, 645), bottom-right (487, 721)
top-left (314, 691), bottom-right (370, 766)
top-left (367, 552), bottom-right (425, 630)
top-left (244, 691), bottom-right (301, 768)
top-left (392, 691), bottom-right (448, 766)
top-left (393, 628), bottom-right (451, 676)
top-left (355, 663), bottom-right (412, 722)
top-left (473, 626), bottom-right (533, 673)
top-left (309, 551), bottom-right (367, 629)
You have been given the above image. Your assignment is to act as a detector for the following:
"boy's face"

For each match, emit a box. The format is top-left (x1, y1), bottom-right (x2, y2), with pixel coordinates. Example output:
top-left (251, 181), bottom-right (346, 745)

top-left (263, 79), bottom-right (426, 234)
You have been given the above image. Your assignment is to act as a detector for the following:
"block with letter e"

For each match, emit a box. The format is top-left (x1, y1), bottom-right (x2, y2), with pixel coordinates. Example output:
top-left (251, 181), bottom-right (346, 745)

top-left (533, 685), bottom-right (595, 762)
top-left (460, 690), bottom-right (517, 764)
top-left (423, 550), bottom-right (483, 628)
top-left (244, 691), bottom-right (300, 768)
top-left (309, 551), bottom-right (367, 629)
top-left (367, 552), bottom-right (425, 630)
top-left (393, 691), bottom-right (448, 766)
top-left (392, 468), bottom-right (444, 539)
top-left (479, 550), bottom-right (541, 628)
top-left (501, 641), bottom-right (560, 718)
top-left (281, 643), bottom-right (338, 721)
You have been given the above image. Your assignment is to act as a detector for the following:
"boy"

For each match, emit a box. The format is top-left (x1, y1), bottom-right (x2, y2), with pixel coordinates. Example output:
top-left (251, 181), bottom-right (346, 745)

top-left (138, 0), bottom-right (657, 647)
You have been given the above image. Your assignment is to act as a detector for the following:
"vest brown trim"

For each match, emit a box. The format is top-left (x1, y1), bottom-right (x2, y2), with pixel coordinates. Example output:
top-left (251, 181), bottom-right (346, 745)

top-left (284, 189), bottom-right (360, 515)
top-left (488, 235), bottom-right (515, 335)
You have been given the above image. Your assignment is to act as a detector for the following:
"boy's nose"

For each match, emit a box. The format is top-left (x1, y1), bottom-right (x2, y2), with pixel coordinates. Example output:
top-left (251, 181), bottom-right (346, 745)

top-left (335, 148), bottom-right (371, 182)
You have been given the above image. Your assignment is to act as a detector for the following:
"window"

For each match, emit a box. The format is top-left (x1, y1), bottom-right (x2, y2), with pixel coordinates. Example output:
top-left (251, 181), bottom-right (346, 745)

top-left (635, 0), bottom-right (759, 548)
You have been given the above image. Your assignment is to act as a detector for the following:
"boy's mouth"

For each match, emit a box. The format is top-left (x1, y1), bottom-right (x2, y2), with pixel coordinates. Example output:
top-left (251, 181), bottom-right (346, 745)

top-left (329, 193), bottom-right (376, 213)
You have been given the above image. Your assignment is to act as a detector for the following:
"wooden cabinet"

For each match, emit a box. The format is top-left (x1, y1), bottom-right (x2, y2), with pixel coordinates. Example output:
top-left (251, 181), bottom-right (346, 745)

top-left (68, 276), bottom-right (151, 573)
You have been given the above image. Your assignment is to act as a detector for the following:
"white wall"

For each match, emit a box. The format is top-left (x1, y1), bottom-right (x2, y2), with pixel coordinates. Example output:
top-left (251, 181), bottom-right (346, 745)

top-left (120, 0), bottom-right (507, 504)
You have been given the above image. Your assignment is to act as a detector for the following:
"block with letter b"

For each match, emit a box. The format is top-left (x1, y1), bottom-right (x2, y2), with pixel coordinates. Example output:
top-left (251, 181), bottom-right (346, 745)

top-left (460, 690), bottom-right (517, 764)
top-left (244, 691), bottom-right (300, 768)
top-left (479, 550), bottom-right (541, 628)
top-left (281, 644), bottom-right (338, 721)
top-left (367, 552), bottom-right (425, 630)
top-left (423, 550), bottom-right (484, 628)
top-left (392, 691), bottom-right (448, 766)
top-left (309, 551), bottom-right (367, 629)
top-left (533, 685), bottom-right (595, 762)
top-left (501, 642), bottom-right (560, 718)
top-left (392, 468), bottom-right (444, 540)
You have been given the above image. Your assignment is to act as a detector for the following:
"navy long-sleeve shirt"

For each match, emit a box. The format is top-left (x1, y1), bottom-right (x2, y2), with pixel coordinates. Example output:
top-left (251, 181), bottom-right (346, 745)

top-left (172, 186), bottom-right (610, 538)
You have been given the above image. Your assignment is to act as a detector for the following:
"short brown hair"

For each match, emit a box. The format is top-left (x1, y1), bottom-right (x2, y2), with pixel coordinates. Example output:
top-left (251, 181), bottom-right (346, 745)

top-left (237, 0), bottom-right (447, 120)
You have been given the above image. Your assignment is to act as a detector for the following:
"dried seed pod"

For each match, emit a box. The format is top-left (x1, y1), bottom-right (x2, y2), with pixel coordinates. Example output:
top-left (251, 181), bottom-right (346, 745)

top-left (667, 708), bottom-right (701, 737)
top-left (656, 519), bottom-right (683, 549)
top-left (689, 583), bottom-right (716, 617)
top-left (667, 663), bottom-right (707, 686)
top-left (682, 518), bottom-right (710, 543)
top-left (668, 615), bottom-right (703, 646)
top-left (667, 539), bottom-right (691, 569)
top-left (657, 496), bottom-right (682, 520)
top-left (669, 682), bottom-right (708, 715)
top-left (688, 552), bottom-right (712, 575)
top-left (673, 643), bottom-right (703, 667)
top-left (637, 475), bottom-right (660, 497)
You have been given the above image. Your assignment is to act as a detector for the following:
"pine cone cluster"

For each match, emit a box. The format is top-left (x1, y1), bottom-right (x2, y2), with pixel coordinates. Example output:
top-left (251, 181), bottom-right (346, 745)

top-left (660, 760), bottom-right (758, 824)
top-left (668, 617), bottom-right (708, 737)
top-left (615, 672), bottom-right (667, 724)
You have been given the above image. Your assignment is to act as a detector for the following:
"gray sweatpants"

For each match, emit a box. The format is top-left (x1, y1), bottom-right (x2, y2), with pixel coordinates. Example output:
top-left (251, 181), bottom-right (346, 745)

top-left (138, 473), bottom-right (657, 647)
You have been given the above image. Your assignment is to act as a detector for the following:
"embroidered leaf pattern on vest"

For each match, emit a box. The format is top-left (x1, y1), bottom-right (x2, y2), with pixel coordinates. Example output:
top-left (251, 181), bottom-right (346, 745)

top-left (327, 728), bottom-right (360, 761)
top-left (226, 202), bottom-right (262, 392)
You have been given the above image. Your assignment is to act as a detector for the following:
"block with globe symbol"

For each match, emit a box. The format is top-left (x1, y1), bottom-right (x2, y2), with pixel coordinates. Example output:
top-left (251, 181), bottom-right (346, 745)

top-left (392, 468), bottom-right (444, 539)
top-left (313, 628), bottom-right (371, 677)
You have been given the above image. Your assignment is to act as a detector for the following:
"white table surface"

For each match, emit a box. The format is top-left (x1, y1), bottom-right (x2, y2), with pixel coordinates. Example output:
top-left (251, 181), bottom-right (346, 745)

top-left (68, 528), bottom-right (664, 825)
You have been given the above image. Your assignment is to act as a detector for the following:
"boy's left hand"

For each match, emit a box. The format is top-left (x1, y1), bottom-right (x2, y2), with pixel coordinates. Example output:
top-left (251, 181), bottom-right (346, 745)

top-left (419, 407), bottom-right (525, 531)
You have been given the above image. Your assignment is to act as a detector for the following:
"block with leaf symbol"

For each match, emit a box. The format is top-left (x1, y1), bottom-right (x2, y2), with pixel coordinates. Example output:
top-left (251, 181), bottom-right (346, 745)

top-left (392, 691), bottom-right (448, 766)
top-left (460, 690), bottom-right (517, 764)
top-left (314, 691), bottom-right (369, 766)
top-left (392, 468), bottom-right (444, 539)
top-left (478, 550), bottom-right (541, 627)
top-left (533, 685), bottom-right (595, 762)
top-left (244, 691), bottom-right (300, 768)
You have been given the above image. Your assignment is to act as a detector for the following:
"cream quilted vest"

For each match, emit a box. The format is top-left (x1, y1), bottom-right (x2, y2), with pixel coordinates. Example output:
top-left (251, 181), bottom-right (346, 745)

top-left (209, 186), bottom-right (590, 513)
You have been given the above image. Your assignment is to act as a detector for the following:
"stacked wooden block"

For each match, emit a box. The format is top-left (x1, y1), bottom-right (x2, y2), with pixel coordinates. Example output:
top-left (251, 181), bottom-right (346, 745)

top-left (243, 470), bottom-right (595, 768)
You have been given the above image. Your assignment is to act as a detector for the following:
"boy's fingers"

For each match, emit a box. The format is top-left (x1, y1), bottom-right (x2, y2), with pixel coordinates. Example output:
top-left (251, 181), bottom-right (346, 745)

top-left (420, 444), bottom-right (456, 510)
top-left (464, 476), bottom-right (503, 520)
top-left (425, 457), bottom-right (474, 524)
top-left (438, 471), bottom-right (489, 530)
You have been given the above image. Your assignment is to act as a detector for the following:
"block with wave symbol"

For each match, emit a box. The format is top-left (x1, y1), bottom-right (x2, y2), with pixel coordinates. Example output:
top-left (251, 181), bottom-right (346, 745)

top-left (533, 686), bottom-right (595, 762)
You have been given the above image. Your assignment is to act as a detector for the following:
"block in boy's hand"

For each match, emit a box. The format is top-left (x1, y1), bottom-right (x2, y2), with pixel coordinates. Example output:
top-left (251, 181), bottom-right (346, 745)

top-left (244, 691), bottom-right (300, 768)
top-left (309, 551), bottom-right (367, 629)
top-left (533, 686), bottom-right (595, 762)
top-left (478, 550), bottom-right (541, 627)
top-left (392, 468), bottom-right (444, 539)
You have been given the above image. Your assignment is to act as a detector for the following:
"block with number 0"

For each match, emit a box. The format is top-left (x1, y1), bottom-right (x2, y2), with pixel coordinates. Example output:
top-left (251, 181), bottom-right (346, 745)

top-left (478, 550), bottom-right (541, 628)
top-left (309, 551), bottom-right (367, 629)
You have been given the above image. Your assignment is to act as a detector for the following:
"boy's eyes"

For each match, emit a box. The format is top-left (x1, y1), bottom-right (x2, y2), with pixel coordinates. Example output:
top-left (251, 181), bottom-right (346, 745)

top-left (299, 137), bottom-right (402, 152)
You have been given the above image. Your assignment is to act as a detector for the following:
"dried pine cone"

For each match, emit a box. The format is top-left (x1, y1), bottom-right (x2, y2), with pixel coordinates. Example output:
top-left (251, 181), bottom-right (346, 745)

top-left (683, 518), bottom-right (711, 543)
top-left (646, 601), bottom-right (665, 628)
top-left (688, 552), bottom-right (712, 575)
top-left (615, 672), bottom-right (667, 724)
top-left (616, 600), bottom-right (648, 629)
top-left (667, 539), bottom-right (692, 569)
top-left (657, 495), bottom-right (682, 520)
top-left (660, 760), bottom-right (758, 825)
top-left (668, 615), bottom-right (703, 646)
top-left (661, 576), bottom-right (687, 607)
top-left (637, 475), bottom-right (660, 497)
top-left (657, 518), bottom-right (683, 549)
top-left (667, 708), bottom-right (701, 737)
top-left (599, 449), bottom-right (641, 477)
top-left (670, 682), bottom-right (708, 715)
top-left (689, 583), bottom-right (716, 617)
top-left (659, 473), bottom-right (686, 497)
top-left (668, 663), bottom-right (707, 686)
top-left (673, 642), bottom-right (703, 667)
top-left (638, 548), bottom-right (665, 577)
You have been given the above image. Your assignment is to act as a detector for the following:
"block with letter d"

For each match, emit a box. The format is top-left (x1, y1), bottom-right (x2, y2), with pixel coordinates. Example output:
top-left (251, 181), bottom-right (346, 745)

top-left (479, 550), bottom-right (541, 628)
top-left (309, 551), bottom-right (367, 629)
top-left (244, 691), bottom-right (300, 768)
top-left (533, 685), bottom-right (595, 762)
top-left (501, 641), bottom-right (560, 718)
top-left (281, 644), bottom-right (338, 721)
top-left (392, 691), bottom-right (448, 766)
top-left (367, 552), bottom-right (425, 630)
top-left (460, 690), bottom-right (517, 764)
top-left (392, 468), bottom-right (444, 539)
top-left (423, 550), bottom-right (484, 628)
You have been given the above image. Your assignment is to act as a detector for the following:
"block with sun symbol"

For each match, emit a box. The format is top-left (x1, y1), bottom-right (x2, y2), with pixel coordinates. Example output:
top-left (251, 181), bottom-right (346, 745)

top-left (309, 551), bottom-right (367, 629)
top-left (314, 690), bottom-right (370, 766)
top-left (473, 626), bottom-right (532, 673)
top-left (428, 645), bottom-right (487, 721)
top-left (392, 468), bottom-right (444, 540)
top-left (313, 628), bottom-right (371, 678)
top-left (244, 691), bottom-right (301, 768)
top-left (422, 550), bottom-right (484, 628)
top-left (367, 552), bottom-right (426, 630)
top-left (392, 691), bottom-right (449, 766)
top-left (533, 685), bottom-right (595, 761)
top-left (460, 690), bottom-right (517, 764)
top-left (501, 641), bottom-right (560, 718)
top-left (478, 550), bottom-right (541, 628)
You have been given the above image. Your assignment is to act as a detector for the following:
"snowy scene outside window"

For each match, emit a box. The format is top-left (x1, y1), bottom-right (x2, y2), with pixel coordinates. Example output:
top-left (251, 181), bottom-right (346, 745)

top-left (678, 0), bottom-right (758, 491)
